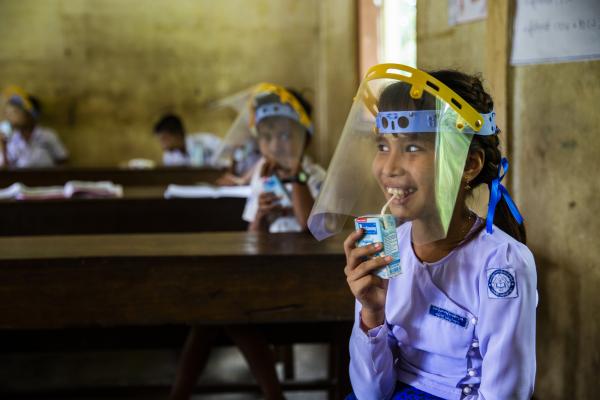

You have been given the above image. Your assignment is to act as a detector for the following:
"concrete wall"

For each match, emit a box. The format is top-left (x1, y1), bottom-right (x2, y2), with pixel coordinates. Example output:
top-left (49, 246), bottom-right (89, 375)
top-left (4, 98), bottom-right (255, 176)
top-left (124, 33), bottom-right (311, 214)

top-left (417, 1), bottom-right (599, 398)
top-left (512, 61), bottom-right (599, 399)
top-left (0, 0), bottom-right (357, 167)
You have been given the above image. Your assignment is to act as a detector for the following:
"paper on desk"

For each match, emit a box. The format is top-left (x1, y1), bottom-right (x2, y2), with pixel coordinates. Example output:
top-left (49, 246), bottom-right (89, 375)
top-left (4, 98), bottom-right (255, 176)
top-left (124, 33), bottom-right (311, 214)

top-left (0, 181), bottom-right (123, 200)
top-left (164, 184), bottom-right (251, 199)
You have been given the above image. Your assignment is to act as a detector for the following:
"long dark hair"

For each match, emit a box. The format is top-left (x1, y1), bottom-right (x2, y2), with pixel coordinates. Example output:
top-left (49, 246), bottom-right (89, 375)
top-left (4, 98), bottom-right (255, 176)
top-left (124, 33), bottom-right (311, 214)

top-left (429, 70), bottom-right (526, 244)
top-left (377, 70), bottom-right (526, 244)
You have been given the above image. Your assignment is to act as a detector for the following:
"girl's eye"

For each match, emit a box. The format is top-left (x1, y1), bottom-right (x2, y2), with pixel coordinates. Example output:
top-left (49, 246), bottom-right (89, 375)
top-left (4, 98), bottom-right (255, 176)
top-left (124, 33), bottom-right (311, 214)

top-left (405, 144), bottom-right (421, 152)
top-left (377, 142), bottom-right (389, 152)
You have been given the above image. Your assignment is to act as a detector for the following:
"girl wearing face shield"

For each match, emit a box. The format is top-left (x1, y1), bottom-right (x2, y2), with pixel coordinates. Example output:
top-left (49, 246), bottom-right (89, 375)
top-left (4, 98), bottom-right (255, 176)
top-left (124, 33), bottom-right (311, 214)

top-left (243, 84), bottom-right (326, 232)
top-left (309, 65), bottom-right (536, 400)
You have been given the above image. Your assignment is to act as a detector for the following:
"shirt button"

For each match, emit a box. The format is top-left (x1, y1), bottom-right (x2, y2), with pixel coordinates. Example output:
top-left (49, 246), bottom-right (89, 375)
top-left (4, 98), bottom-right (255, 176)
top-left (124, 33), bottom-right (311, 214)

top-left (472, 340), bottom-right (480, 348)
top-left (471, 317), bottom-right (478, 325)
top-left (463, 386), bottom-right (472, 394)
top-left (468, 368), bottom-right (477, 377)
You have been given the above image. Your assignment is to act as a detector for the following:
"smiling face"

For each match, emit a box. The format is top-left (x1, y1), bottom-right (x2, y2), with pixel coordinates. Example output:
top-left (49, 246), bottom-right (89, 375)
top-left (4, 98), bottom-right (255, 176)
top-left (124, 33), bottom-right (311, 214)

top-left (256, 116), bottom-right (306, 171)
top-left (371, 82), bottom-right (440, 222)
top-left (371, 132), bottom-right (438, 221)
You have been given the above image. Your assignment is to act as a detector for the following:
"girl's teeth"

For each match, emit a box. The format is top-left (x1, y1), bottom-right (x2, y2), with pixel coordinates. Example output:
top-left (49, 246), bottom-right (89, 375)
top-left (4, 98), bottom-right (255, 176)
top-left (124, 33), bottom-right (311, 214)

top-left (387, 187), bottom-right (405, 196)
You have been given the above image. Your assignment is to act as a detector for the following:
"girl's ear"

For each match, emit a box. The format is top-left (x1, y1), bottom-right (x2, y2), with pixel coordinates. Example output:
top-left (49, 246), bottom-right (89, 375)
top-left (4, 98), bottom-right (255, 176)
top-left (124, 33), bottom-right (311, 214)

top-left (464, 147), bottom-right (484, 183)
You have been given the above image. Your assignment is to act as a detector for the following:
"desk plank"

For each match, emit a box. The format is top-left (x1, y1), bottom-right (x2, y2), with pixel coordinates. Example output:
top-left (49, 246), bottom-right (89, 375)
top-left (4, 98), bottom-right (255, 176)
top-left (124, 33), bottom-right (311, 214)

top-left (0, 232), bottom-right (352, 329)
top-left (0, 197), bottom-right (247, 235)
top-left (0, 167), bottom-right (223, 187)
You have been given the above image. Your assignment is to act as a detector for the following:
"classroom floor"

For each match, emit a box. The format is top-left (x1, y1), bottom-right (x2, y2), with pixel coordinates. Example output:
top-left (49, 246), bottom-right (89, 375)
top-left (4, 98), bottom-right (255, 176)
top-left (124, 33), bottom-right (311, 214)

top-left (0, 344), bottom-right (329, 399)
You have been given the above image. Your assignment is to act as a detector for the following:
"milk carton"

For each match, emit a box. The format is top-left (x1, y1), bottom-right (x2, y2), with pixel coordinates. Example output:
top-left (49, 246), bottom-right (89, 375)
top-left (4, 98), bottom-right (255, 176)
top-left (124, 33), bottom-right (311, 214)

top-left (263, 175), bottom-right (292, 208)
top-left (354, 215), bottom-right (402, 279)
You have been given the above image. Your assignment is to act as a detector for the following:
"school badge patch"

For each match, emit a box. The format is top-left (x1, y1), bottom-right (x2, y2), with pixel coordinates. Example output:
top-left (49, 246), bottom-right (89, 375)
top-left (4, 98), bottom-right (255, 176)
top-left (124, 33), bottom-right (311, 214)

top-left (487, 268), bottom-right (518, 299)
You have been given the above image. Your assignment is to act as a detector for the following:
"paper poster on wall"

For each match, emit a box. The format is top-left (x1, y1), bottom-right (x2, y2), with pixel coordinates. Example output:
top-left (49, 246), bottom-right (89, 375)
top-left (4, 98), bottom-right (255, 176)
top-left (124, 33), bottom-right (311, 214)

top-left (448, 0), bottom-right (487, 26)
top-left (511, 0), bottom-right (600, 65)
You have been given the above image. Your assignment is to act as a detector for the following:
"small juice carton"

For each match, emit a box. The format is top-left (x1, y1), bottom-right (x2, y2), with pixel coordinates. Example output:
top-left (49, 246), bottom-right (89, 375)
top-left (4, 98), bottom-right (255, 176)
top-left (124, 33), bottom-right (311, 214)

top-left (354, 215), bottom-right (402, 279)
top-left (263, 175), bottom-right (292, 208)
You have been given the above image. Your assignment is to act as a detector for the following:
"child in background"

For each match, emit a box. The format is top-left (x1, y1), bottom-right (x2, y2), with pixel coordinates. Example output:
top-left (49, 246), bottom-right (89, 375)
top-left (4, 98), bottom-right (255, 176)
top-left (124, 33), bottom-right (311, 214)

top-left (308, 65), bottom-right (536, 399)
top-left (243, 84), bottom-right (325, 232)
top-left (170, 85), bottom-right (323, 400)
top-left (1, 86), bottom-right (68, 168)
top-left (153, 113), bottom-right (226, 168)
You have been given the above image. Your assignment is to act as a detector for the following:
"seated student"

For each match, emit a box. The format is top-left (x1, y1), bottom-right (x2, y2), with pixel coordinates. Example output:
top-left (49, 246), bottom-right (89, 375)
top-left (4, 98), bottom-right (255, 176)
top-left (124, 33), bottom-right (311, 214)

top-left (0, 86), bottom-right (68, 168)
top-left (170, 85), bottom-right (325, 400)
top-left (308, 65), bottom-right (536, 399)
top-left (153, 113), bottom-right (226, 168)
top-left (242, 85), bottom-right (326, 232)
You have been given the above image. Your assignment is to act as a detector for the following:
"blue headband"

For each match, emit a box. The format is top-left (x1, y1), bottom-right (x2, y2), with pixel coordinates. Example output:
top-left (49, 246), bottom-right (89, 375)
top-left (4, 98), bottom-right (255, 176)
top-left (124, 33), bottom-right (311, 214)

top-left (376, 110), bottom-right (497, 135)
top-left (255, 103), bottom-right (314, 135)
top-left (8, 95), bottom-right (40, 119)
top-left (486, 158), bottom-right (524, 234)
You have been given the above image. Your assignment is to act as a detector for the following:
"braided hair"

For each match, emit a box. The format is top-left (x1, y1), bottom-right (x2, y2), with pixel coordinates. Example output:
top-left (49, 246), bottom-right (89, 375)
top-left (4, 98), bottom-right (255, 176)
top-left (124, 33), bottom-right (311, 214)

top-left (429, 70), bottom-right (526, 244)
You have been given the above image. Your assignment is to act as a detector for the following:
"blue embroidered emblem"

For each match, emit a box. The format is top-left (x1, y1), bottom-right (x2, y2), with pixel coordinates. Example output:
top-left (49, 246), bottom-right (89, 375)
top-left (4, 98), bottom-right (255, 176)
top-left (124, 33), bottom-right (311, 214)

top-left (429, 305), bottom-right (468, 328)
top-left (487, 268), bottom-right (517, 298)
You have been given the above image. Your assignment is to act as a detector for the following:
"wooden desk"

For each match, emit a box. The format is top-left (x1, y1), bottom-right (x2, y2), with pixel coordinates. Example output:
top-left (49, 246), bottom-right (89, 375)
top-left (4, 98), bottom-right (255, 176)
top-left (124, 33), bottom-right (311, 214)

top-left (0, 167), bottom-right (224, 187)
top-left (0, 195), bottom-right (248, 236)
top-left (0, 232), bottom-right (353, 330)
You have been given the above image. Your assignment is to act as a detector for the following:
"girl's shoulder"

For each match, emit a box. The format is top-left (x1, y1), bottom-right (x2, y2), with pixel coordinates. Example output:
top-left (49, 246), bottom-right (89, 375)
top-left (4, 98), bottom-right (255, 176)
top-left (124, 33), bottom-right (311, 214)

top-left (469, 224), bottom-right (536, 275)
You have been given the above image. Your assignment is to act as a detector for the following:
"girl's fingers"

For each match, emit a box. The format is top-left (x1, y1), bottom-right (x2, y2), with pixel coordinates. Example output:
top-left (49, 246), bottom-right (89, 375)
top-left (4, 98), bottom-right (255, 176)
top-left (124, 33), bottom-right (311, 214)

top-left (259, 203), bottom-right (281, 213)
top-left (347, 242), bottom-right (384, 269)
top-left (343, 229), bottom-right (364, 257)
top-left (258, 193), bottom-right (279, 206)
top-left (347, 255), bottom-right (392, 281)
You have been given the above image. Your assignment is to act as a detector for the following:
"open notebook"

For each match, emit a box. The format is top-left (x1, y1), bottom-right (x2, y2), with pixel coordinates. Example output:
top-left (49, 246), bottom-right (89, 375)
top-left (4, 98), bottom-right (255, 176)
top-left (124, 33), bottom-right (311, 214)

top-left (164, 184), bottom-right (251, 199)
top-left (0, 181), bottom-right (124, 200)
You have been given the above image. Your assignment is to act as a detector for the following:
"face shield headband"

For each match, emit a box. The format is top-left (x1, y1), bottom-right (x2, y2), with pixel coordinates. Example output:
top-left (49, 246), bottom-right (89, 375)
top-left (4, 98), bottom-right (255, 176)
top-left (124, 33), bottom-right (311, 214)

top-left (250, 83), bottom-right (313, 136)
top-left (3, 85), bottom-right (39, 119)
top-left (366, 64), bottom-right (520, 235)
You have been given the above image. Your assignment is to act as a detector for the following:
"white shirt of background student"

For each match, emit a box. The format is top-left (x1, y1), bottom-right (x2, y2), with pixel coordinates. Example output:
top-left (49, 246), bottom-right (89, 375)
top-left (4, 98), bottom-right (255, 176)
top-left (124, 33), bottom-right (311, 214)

top-left (0, 101), bottom-right (68, 168)
top-left (243, 155), bottom-right (325, 233)
top-left (161, 132), bottom-right (227, 168)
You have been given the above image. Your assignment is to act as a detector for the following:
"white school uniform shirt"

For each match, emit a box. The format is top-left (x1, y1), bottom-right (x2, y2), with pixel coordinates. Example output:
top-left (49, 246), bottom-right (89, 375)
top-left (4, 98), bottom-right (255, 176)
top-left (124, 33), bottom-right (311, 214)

top-left (349, 218), bottom-right (537, 400)
top-left (162, 133), bottom-right (225, 167)
top-left (4, 125), bottom-right (68, 168)
top-left (242, 156), bottom-right (326, 233)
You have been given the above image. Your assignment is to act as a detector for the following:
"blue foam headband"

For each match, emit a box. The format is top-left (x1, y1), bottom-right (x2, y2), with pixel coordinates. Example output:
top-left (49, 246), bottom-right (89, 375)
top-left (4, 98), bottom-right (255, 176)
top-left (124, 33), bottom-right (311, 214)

top-left (8, 95), bottom-right (40, 119)
top-left (255, 103), bottom-right (313, 135)
top-left (376, 110), bottom-right (497, 136)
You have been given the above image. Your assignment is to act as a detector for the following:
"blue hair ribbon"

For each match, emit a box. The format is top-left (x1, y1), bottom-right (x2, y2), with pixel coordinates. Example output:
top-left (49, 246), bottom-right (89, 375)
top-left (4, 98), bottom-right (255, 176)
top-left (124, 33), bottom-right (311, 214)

top-left (486, 157), bottom-right (524, 234)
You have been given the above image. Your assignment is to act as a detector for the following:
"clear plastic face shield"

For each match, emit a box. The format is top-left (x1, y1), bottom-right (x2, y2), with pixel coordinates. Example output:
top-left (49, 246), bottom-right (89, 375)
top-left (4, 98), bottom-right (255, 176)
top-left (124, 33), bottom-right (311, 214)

top-left (308, 64), bottom-right (497, 244)
top-left (216, 83), bottom-right (312, 174)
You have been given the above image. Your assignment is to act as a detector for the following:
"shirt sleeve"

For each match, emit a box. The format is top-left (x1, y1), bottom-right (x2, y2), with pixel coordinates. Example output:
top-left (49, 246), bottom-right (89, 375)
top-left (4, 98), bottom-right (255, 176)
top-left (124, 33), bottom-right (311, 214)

top-left (476, 242), bottom-right (537, 400)
top-left (349, 300), bottom-right (397, 400)
top-left (302, 158), bottom-right (326, 199)
top-left (42, 129), bottom-right (68, 162)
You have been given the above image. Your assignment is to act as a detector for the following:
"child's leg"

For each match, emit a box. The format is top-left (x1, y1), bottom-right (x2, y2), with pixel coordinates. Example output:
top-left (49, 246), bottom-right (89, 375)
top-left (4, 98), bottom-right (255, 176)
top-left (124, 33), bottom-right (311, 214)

top-left (169, 326), bottom-right (218, 400)
top-left (224, 324), bottom-right (286, 400)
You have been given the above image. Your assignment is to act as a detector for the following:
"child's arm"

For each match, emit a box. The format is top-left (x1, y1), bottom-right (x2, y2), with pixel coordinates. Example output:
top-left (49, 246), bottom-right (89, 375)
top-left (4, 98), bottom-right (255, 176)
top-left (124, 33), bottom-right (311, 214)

top-left (349, 302), bottom-right (398, 400)
top-left (289, 182), bottom-right (313, 231)
top-left (344, 229), bottom-right (397, 400)
top-left (476, 243), bottom-right (537, 399)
